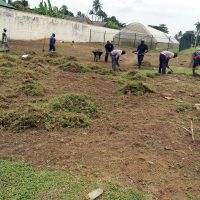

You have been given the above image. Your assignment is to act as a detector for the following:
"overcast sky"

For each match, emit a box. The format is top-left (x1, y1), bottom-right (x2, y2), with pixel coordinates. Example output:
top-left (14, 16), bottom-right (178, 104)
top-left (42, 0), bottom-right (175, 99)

top-left (28, 0), bottom-right (199, 35)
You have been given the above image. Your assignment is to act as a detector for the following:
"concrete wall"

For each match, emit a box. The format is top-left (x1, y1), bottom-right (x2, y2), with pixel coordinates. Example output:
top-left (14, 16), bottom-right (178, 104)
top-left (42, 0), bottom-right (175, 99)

top-left (0, 7), bottom-right (119, 42)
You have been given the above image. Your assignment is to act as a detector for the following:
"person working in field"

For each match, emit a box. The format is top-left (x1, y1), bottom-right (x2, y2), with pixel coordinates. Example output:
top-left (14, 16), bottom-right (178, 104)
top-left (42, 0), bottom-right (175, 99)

top-left (2, 28), bottom-right (9, 52)
top-left (105, 40), bottom-right (114, 62)
top-left (159, 51), bottom-right (178, 74)
top-left (110, 49), bottom-right (126, 71)
top-left (190, 47), bottom-right (200, 76)
top-left (133, 39), bottom-right (148, 68)
top-left (49, 33), bottom-right (56, 52)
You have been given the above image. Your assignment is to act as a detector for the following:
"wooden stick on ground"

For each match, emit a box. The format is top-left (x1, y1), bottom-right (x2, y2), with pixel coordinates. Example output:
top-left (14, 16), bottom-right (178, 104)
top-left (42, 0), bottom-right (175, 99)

top-left (191, 120), bottom-right (195, 141)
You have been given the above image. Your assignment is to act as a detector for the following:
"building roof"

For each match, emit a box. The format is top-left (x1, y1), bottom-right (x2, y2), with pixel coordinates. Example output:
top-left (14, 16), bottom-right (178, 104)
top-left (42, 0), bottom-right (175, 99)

top-left (120, 22), bottom-right (179, 44)
top-left (0, 0), bottom-right (15, 9)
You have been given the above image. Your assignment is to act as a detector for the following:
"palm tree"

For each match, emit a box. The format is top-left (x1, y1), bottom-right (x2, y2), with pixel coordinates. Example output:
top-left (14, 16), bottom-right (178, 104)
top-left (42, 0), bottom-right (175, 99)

top-left (89, 9), bottom-right (94, 21)
top-left (195, 22), bottom-right (200, 47)
top-left (92, 0), bottom-right (103, 21)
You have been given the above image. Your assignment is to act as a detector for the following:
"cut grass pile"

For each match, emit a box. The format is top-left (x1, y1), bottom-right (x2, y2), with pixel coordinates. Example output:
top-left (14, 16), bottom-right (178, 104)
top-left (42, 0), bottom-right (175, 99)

top-left (59, 62), bottom-right (91, 73)
top-left (0, 93), bottom-right (99, 132)
top-left (18, 81), bottom-right (46, 96)
top-left (0, 160), bottom-right (152, 200)
top-left (121, 82), bottom-right (154, 96)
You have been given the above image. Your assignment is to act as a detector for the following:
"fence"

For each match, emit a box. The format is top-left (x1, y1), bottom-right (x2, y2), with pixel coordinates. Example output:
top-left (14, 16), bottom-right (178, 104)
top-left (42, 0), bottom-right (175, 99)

top-left (88, 29), bottom-right (179, 51)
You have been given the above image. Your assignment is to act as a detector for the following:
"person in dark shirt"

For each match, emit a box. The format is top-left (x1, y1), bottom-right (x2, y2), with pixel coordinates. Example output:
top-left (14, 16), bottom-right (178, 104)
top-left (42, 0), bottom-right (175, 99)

top-left (105, 40), bottom-right (114, 62)
top-left (135, 40), bottom-right (149, 68)
top-left (49, 33), bottom-right (56, 52)
top-left (190, 48), bottom-right (200, 76)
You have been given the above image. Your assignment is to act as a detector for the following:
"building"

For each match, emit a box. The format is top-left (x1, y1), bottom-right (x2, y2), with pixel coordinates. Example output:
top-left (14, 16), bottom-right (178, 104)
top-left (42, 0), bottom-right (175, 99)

top-left (114, 22), bottom-right (179, 49)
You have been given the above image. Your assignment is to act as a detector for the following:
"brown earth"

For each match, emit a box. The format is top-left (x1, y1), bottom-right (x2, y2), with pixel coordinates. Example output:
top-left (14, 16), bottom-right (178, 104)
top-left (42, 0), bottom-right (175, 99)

top-left (0, 41), bottom-right (200, 199)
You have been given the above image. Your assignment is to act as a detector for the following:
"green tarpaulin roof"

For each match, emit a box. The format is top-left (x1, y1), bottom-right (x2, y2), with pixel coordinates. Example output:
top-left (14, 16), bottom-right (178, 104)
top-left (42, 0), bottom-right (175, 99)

top-left (0, 0), bottom-right (15, 9)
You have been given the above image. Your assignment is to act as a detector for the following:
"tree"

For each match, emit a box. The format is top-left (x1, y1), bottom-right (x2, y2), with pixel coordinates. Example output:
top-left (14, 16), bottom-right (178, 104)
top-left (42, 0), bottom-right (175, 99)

top-left (104, 16), bottom-right (126, 29)
top-left (194, 22), bottom-right (200, 47)
top-left (92, 0), bottom-right (103, 21)
top-left (96, 9), bottom-right (107, 21)
top-left (149, 24), bottom-right (169, 34)
top-left (76, 11), bottom-right (85, 18)
top-left (33, 0), bottom-right (74, 18)
top-left (92, 0), bottom-right (103, 13)
top-left (89, 9), bottom-right (94, 21)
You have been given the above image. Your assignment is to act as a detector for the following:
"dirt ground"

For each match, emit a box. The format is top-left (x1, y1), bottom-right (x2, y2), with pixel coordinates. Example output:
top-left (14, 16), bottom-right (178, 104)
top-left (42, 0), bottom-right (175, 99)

top-left (0, 41), bottom-right (200, 199)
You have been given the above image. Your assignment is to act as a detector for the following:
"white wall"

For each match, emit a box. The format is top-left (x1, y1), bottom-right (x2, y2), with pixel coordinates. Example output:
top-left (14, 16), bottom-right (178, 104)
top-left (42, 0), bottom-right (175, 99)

top-left (0, 7), bottom-right (119, 42)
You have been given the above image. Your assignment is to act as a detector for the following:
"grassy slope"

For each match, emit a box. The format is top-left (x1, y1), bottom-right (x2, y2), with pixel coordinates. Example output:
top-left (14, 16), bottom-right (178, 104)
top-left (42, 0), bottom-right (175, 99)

top-left (0, 160), bottom-right (152, 200)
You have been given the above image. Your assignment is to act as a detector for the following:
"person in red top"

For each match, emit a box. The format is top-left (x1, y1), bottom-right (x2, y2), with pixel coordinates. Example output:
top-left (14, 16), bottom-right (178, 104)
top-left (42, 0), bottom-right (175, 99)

top-left (159, 51), bottom-right (178, 74)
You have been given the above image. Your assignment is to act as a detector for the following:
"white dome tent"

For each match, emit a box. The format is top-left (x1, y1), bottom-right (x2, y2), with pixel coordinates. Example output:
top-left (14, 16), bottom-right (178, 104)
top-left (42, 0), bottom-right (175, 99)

top-left (113, 22), bottom-right (179, 49)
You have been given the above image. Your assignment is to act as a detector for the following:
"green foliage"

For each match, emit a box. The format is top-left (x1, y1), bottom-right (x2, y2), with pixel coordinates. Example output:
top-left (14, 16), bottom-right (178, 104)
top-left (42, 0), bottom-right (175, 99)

top-left (148, 24), bottom-right (169, 34)
top-left (33, 0), bottom-right (74, 18)
top-left (0, 160), bottom-right (152, 200)
top-left (0, 93), bottom-right (98, 132)
top-left (104, 16), bottom-right (126, 29)
top-left (121, 82), bottom-right (154, 96)
top-left (104, 20), bottom-right (120, 30)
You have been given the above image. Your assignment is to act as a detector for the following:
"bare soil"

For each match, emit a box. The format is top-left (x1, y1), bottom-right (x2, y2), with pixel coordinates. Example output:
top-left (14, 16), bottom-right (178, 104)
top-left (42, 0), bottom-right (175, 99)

top-left (0, 41), bottom-right (200, 199)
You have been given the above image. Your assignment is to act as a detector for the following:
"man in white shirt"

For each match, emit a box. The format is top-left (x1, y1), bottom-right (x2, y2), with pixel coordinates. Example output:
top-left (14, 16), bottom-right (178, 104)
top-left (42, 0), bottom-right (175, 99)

top-left (159, 51), bottom-right (178, 74)
top-left (110, 49), bottom-right (126, 71)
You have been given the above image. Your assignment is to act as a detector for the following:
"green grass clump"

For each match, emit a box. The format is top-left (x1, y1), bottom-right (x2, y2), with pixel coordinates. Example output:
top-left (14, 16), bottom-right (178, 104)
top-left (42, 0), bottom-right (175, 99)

top-left (18, 82), bottom-right (46, 96)
top-left (121, 82), bottom-right (154, 96)
top-left (0, 61), bottom-right (16, 68)
top-left (51, 94), bottom-right (99, 115)
top-left (0, 160), bottom-right (152, 200)
top-left (0, 93), bottom-right (98, 132)
top-left (176, 104), bottom-right (190, 113)
top-left (0, 105), bottom-right (89, 132)
top-left (59, 62), bottom-right (91, 73)
top-left (146, 73), bottom-right (156, 78)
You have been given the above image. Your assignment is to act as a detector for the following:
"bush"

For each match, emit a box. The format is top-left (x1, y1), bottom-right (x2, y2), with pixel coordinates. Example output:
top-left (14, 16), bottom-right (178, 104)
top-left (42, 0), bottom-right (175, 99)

top-left (121, 82), bottom-right (154, 95)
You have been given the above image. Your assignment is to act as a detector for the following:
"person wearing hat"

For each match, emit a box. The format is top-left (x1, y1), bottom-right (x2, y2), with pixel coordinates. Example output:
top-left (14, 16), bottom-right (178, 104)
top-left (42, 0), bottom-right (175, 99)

top-left (49, 33), bottom-right (56, 52)
top-left (2, 28), bottom-right (9, 52)
top-left (191, 47), bottom-right (200, 76)
top-left (134, 39), bottom-right (149, 68)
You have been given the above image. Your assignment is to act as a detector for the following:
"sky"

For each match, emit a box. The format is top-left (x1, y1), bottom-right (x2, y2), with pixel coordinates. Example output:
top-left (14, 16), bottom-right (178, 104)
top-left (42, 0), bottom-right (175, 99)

top-left (28, 0), bottom-right (200, 35)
